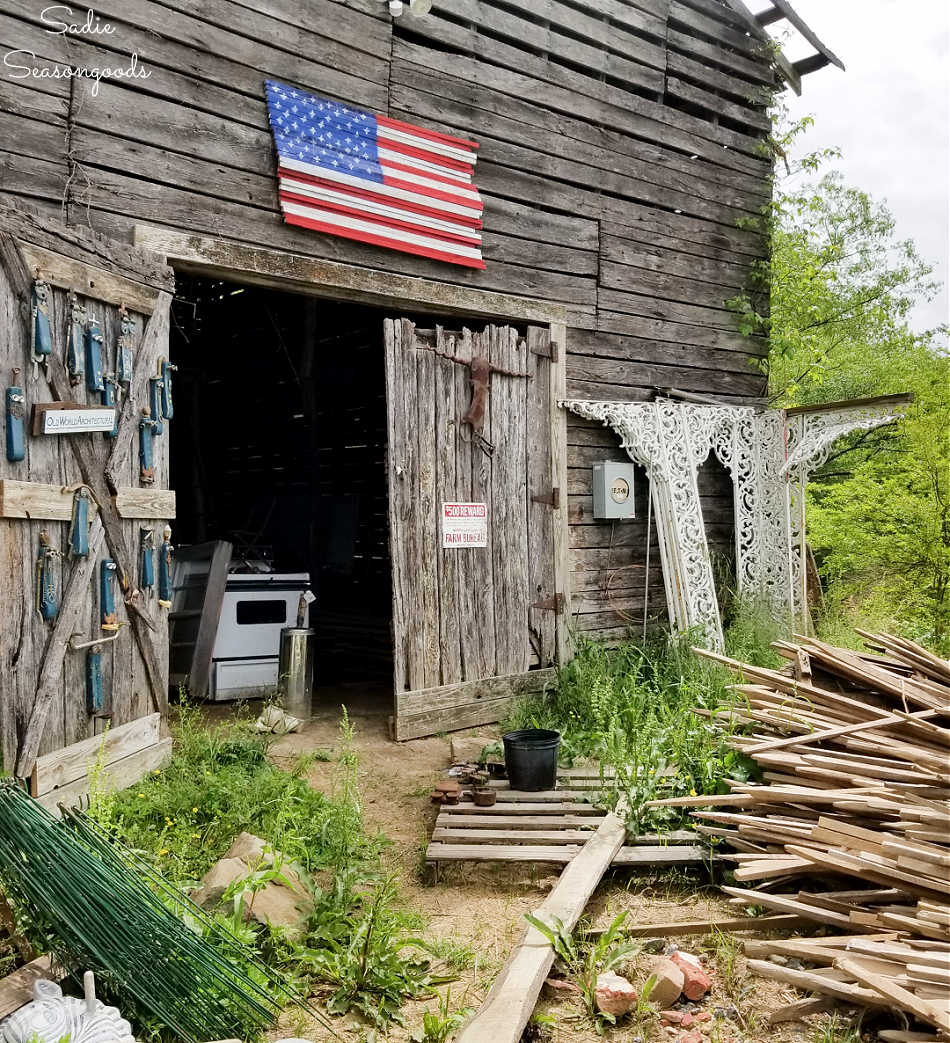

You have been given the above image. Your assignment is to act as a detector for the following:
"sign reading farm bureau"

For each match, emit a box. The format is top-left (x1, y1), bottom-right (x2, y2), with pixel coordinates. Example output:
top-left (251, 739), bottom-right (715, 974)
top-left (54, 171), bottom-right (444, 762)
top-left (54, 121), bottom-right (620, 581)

top-left (442, 502), bottom-right (488, 548)
top-left (36, 405), bottom-right (116, 434)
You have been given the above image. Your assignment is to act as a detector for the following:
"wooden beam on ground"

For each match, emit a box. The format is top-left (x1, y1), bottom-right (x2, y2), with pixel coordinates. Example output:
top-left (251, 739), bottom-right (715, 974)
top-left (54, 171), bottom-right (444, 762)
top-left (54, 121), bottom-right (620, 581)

top-left (455, 808), bottom-right (626, 1043)
top-left (616, 913), bottom-right (808, 938)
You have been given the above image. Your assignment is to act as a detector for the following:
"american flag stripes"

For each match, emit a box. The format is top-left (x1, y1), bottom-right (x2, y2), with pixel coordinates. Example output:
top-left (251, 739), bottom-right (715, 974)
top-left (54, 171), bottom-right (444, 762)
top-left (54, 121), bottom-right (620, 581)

top-left (265, 81), bottom-right (485, 269)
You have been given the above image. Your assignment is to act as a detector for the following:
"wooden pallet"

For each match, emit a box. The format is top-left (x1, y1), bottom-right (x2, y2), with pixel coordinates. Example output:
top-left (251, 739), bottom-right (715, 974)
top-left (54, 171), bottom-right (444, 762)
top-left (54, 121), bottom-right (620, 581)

top-left (426, 767), bottom-right (712, 873)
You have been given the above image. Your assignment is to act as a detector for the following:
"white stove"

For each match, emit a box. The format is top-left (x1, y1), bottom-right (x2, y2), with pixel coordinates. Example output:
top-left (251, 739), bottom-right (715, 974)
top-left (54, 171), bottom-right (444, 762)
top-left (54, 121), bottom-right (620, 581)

top-left (210, 572), bottom-right (310, 701)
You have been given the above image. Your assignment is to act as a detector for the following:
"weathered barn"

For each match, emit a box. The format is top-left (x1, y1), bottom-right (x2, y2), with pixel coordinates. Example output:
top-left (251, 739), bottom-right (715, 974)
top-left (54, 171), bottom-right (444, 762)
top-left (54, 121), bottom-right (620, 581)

top-left (0, 0), bottom-right (841, 792)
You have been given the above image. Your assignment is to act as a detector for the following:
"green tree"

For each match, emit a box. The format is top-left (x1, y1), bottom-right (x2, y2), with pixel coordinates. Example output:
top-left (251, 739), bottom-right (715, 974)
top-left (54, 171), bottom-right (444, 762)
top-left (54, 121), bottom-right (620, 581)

top-left (731, 118), bottom-right (950, 650)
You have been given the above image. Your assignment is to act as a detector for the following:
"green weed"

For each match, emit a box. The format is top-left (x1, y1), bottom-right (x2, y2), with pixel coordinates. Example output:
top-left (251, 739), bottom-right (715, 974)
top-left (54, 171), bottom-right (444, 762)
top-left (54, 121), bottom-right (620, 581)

top-left (504, 611), bottom-right (777, 834)
top-left (525, 911), bottom-right (640, 1034)
top-left (409, 989), bottom-right (474, 1043)
top-left (812, 1013), bottom-right (861, 1043)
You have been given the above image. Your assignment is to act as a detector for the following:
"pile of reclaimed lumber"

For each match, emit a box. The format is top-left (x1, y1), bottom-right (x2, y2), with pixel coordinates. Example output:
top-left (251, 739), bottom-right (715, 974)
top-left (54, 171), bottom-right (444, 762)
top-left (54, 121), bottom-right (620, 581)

top-left (649, 632), bottom-right (950, 1040)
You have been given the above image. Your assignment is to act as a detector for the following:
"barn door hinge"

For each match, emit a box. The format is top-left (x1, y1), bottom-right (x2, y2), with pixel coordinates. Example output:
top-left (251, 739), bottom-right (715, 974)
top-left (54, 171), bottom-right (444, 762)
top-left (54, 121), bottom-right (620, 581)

top-left (531, 592), bottom-right (565, 614)
top-left (531, 339), bottom-right (559, 364)
top-left (531, 487), bottom-right (560, 509)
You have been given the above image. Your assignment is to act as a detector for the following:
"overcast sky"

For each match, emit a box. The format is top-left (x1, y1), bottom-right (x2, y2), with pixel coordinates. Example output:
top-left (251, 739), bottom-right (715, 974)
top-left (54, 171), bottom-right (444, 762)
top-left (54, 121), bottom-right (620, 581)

top-left (769, 0), bottom-right (949, 333)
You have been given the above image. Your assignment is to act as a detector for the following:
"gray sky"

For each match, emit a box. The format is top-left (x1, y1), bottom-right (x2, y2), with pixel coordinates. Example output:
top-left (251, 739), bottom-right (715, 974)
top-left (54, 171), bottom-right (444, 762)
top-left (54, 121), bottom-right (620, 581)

top-left (769, 0), bottom-right (949, 333)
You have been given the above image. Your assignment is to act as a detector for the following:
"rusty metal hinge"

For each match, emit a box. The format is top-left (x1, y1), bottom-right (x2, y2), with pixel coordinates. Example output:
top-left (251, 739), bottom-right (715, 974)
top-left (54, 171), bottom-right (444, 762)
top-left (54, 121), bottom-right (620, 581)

top-left (531, 487), bottom-right (560, 509)
top-left (530, 339), bottom-right (558, 364)
top-left (531, 592), bottom-right (565, 614)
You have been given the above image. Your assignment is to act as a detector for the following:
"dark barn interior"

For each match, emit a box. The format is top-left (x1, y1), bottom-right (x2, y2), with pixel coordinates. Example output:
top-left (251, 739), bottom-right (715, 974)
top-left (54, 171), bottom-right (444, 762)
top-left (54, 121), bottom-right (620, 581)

top-left (169, 275), bottom-right (394, 689)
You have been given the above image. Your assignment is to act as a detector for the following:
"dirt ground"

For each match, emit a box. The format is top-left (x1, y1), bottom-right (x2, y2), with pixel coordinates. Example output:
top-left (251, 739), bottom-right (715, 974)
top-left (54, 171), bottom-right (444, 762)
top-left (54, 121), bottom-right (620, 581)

top-left (262, 691), bottom-right (851, 1043)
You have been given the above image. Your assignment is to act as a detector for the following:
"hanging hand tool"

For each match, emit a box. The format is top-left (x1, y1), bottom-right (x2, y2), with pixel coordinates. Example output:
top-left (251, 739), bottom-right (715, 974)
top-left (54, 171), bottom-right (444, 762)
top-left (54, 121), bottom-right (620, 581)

top-left (86, 643), bottom-right (105, 714)
top-left (68, 631), bottom-right (122, 715)
top-left (158, 525), bottom-right (173, 608)
top-left (5, 368), bottom-right (25, 462)
top-left (139, 409), bottom-right (158, 484)
top-left (30, 279), bottom-right (52, 365)
top-left (70, 487), bottom-right (91, 557)
top-left (85, 315), bottom-right (104, 393)
top-left (117, 306), bottom-right (135, 388)
top-left (35, 530), bottom-right (59, 622)
top-left (102, 374), bottom-right (120, 437)
top-left (148, 375), bottom-right (164, 436)
top-left (159, 359), bottom-right (177, 420)
top-left (140, 528), bottom-right (155, 596)
top-left (100, 559), bottom-right (120, 631)
top-left (65, 294), bottom-right (86, 387)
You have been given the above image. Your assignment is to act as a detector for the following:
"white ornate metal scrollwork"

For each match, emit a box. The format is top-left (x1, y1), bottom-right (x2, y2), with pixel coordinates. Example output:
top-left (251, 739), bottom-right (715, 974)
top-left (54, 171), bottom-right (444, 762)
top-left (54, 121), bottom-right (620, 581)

top-left (562, 397), bottom-right (908, 650)
top-left (1, 973), bottom-right (136, 1043)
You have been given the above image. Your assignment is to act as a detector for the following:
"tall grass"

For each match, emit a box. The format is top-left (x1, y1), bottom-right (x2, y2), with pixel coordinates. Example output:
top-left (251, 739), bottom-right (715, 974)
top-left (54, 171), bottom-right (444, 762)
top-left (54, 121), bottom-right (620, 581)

top-left (504, 604), bottom-right (781, 833)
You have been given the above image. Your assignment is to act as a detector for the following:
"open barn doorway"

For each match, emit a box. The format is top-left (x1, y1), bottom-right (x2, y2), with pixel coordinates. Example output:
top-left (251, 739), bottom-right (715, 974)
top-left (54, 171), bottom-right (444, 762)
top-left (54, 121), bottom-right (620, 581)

top-left (168, 274), bottom-right (393, 712)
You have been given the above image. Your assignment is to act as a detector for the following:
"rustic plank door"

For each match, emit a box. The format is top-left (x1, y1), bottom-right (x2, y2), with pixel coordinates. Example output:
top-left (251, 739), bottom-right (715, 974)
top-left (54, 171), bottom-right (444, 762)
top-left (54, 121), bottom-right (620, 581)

top-left (385, 319), bottom-right (562, 740)
top-left (0, 203), bottom-right (174, 779)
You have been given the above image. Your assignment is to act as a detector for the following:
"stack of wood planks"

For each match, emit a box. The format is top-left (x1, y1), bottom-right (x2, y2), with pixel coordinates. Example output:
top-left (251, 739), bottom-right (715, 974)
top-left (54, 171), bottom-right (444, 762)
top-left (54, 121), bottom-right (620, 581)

top-left (648, 632), bottom-right (950, 1039)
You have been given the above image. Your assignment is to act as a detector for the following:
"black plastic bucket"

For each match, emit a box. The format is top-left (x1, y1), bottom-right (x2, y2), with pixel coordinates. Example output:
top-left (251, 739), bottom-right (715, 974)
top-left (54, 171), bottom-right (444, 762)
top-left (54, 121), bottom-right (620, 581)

top-left (502, 729), bottom-right (561, 792)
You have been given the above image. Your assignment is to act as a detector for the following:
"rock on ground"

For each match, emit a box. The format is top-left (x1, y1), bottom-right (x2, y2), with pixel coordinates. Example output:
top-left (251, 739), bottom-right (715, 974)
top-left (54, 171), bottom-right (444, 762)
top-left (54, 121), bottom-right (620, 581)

top-left (191, 832), bottom-right (313, 937)
top-left (670, 951), bottom-right (712, 1001)
top-left (646, 957), bottom-right (685, 1008)
top-left (594, 971), bottom-right (637, 1016)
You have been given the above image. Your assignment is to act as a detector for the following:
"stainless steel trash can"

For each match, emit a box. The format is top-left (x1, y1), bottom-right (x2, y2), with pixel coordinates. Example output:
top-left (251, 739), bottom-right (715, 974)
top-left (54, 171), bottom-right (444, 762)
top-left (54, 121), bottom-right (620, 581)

top-left (278, 626), bottom-right (315, 720)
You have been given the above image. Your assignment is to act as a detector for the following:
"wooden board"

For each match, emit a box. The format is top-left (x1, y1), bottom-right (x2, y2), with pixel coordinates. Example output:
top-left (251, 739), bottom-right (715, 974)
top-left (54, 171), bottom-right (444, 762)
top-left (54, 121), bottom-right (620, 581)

top-left (30, 712), bottom-right (161, 797)
top-left (0, 480), bottom-right (175, 520)
top-left (455, 807), bottom-right (627, 1043)
top-left (36, 737), bottom-right (173, 813)
top-left (394, 667), bottom-right (557, 740)
top-left (0, 956), bottom-right (66, 1019)
top-left (426, 782), bottom-right (712, 870)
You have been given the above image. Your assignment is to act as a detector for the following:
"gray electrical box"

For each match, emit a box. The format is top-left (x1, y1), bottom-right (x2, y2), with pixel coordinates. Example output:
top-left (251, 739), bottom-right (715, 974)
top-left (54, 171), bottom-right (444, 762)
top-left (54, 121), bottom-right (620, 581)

top-left (592, 461), bottom-right (636, 520)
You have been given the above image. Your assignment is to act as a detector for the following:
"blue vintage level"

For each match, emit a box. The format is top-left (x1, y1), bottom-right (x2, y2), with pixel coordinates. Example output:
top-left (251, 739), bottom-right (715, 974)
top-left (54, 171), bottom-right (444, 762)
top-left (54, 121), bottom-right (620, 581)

top-left (102, 375), bottom-right (120, 437)
top-left (30, 280), bottom-right (52, 362)
top-left (36, 530), bottom-right (58, 622)
top-left (70, 488), bottom-right (90, 557)
top-left (85, 317), bottom-right (104, 393)
top-left (86, 644), bottom-right (105, 714)
top-left (5, 370), bottom-right (24, 462)
top-left (141, 528), bottom-right (155, 595)
top-left (139, 411), bottom-right (158, 484)
top-left (100, 559), bottom-right (120, 631)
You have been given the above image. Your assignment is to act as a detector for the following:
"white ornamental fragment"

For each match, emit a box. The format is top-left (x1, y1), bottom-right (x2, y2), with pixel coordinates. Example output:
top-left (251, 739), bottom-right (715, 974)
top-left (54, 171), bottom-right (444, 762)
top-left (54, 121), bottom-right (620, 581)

top-left (2, 972), bottom-right (137, 1043)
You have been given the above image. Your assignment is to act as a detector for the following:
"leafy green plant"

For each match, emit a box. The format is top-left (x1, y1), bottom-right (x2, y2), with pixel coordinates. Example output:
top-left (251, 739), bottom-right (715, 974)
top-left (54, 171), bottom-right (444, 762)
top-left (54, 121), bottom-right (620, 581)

top-left (300, 875), bottom-right (448, 1028)
top-left (525, 912), bottom-right (640, 1033)
top-left (504, 614), bottom-right (773, 834)
top-left (409, 990), bottom-right (474, 1043)
top-left (812, 1013), bottom-right (861, 1043)
top-left (87, 705), bottom-right (437, 1036)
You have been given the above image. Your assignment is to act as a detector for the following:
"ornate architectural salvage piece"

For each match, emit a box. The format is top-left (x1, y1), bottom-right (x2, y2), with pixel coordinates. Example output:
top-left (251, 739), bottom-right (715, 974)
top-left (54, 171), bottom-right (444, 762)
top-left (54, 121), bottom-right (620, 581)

top-left (2, 973), bottom-right (136, 1043)
top-left (562, 397), bottom-right (908, 650)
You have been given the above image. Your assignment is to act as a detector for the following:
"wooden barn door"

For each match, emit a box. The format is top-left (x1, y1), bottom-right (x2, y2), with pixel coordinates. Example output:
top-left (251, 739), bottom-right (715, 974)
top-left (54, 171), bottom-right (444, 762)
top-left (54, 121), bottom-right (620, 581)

top-left (385, 318), bottom-right (563, 740)
top-left (0, 203), bottom-right (174, 782)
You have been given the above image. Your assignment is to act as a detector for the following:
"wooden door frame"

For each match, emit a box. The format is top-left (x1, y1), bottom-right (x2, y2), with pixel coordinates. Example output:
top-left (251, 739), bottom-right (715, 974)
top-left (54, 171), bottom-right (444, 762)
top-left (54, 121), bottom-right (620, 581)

top-left (133, 225), bottom-right (573, 673)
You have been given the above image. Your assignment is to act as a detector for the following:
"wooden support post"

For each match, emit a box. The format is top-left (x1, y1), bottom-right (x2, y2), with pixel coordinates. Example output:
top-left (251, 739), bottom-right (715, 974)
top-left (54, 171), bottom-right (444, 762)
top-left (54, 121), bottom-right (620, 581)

top-left (455, 807), bottom-right (626, 1043)
top-left (548, 321), bottom-right (571, 667)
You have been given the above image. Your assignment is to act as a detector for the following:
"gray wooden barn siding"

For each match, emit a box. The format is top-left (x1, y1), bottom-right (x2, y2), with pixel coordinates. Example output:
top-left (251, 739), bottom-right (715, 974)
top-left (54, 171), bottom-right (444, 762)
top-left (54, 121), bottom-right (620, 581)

top-left (0, 0), bottom-right (772, 639)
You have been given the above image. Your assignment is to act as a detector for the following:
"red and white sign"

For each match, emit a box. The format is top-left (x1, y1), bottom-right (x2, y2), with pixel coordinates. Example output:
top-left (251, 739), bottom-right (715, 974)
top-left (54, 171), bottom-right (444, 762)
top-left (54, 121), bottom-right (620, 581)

top-left (442, 502), bottom-right (488, 548)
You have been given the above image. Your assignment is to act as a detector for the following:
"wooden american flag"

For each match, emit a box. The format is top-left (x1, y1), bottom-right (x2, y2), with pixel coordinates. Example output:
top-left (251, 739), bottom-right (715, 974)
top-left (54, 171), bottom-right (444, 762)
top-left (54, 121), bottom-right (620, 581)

top-left (265, 81), bottom-right (484, 269)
